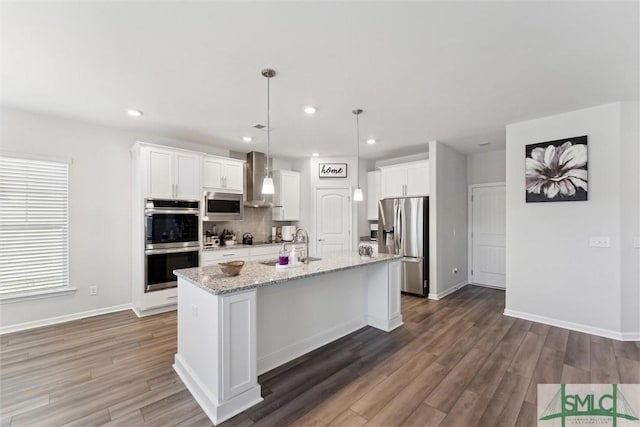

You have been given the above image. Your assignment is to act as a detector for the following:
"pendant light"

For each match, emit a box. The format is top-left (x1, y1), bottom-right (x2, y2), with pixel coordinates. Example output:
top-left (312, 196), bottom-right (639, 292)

top-left (261, 68), bottom-right (276, 195)
top-left (352, 109), bottom-right (364, 202)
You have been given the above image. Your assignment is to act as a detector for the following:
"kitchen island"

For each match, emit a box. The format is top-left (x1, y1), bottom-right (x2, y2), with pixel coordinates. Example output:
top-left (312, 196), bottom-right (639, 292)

top-left (173, 252), bottom-right (403, 425)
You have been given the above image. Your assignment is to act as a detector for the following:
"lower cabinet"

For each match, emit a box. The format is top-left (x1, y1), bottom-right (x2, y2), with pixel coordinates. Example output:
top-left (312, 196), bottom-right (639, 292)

top-left (248, 246), bottom-right (281, 262)
top-left (201, 246), bottom-right (282, 266)
top-left (202, 248), bottom-right (251, 266)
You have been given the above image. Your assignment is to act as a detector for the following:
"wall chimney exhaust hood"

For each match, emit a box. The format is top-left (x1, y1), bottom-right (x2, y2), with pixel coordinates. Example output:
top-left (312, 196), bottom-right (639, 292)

top-left (244, 151), bottom-right (277, 208)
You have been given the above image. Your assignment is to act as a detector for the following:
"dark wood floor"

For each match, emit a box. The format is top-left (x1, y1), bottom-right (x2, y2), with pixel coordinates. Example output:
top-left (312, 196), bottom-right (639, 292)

top-left (1, 285), bottom-right (639, 426)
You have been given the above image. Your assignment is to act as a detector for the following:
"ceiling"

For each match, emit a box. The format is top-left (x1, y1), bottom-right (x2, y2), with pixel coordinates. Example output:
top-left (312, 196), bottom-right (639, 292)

top-left (1, 2), bottom-right (638, 160)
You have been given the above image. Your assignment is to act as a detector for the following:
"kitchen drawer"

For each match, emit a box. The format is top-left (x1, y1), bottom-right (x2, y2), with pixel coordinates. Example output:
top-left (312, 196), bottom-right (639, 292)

top-left (248, 245), bottom-right (281, 261)
top-left (141, 287), bottom-right (178, 310)
top-left (202, 248), bottom-right (251, 266)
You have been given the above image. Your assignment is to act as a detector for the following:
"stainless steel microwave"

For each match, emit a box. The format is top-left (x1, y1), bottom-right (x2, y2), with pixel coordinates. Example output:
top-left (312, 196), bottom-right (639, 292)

top-left (202, 192), bottom-right (244, 221)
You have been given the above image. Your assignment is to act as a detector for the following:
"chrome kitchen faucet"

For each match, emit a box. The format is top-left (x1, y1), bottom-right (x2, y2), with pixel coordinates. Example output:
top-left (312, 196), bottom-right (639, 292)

top-left (295, 228), bottom-right (310, 264)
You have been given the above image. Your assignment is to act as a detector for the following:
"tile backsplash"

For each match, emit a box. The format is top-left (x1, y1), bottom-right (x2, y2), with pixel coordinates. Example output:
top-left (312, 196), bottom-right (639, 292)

top-left (203, 208), bottom-right (293, 243)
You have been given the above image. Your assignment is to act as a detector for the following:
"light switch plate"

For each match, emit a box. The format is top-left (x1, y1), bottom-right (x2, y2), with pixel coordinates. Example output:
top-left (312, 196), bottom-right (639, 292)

top-left (590, 236), bottom-right (610, 248)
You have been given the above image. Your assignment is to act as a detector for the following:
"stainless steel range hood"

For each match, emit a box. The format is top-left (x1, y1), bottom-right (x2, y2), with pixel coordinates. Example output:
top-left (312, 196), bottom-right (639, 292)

top-left (244, 151), bottom-right (273, 208)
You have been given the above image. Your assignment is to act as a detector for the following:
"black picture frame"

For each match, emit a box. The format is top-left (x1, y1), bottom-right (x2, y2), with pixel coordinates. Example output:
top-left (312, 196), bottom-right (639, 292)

top-left (525, 135), bottom-right (588, 203)
top-left (319, 163), bottom-right (348, 179)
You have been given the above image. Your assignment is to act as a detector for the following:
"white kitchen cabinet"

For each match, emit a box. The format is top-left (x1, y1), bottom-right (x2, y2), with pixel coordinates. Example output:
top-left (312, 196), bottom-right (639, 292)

top-left (202, 248), bottom-right (251, 266)
top-left (367, 170), bottom-right (382, 220)
top-left (203, 156), bottom-right (244, 193)
top-left (380, 160), bottom-right (429, 198)
top-left (272, 170), bottom-right (300, 221)
top-left (145, 146), bottom-right (201, 200)
top-left (405, 162), bottom-right (430, 197)
top-left (248, 246), bottom-right (281, 262)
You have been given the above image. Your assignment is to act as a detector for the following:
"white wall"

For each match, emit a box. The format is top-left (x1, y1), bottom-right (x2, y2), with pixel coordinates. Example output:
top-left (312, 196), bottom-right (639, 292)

top-left (620, 102), bottom-right (640, 336)
top-left (505, 102), bottom-right (639, 339)
top-left (0, 107), bottom-right (229, 330)
top-left (296, 156), bottom-right (362, 256)
top-left (467, 149), bottom-right (506, 185)
top-left (358, 159), bottom-right (374, 236)
top-left (428, 141), bottom-right (468, 299)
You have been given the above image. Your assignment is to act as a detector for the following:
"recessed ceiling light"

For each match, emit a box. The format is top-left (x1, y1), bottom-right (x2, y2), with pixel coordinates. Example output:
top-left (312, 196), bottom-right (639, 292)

top-left (367, 139), bottom-right (376, 145)
top-left (127, 109), bottom-right (143, 117)
top-left (479, 142), bottom-right (491, 146)
top-left (242, 136), bottom-right (253, 142)
top-left (312, 152), bottom-right (319, 157)
top-left (304, 106), bottom-right (317, 115)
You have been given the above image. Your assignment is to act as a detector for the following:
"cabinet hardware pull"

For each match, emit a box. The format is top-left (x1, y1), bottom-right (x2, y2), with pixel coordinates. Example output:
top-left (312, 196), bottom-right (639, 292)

top-left (167, 296), bottom-right (178, 299)
top-left (223, 253), bottom-right (235, 256)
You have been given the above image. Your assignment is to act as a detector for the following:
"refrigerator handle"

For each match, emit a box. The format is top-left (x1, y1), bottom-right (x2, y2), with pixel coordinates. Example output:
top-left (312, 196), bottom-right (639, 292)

top-left (395, 200), bottom-right (402, 254)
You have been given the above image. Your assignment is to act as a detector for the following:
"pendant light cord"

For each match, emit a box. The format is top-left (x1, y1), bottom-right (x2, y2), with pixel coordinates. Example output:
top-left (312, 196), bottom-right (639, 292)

top-left (356, 112), bottom-right (360, 188)
top-left (266, 75), bottom-right (270, 179)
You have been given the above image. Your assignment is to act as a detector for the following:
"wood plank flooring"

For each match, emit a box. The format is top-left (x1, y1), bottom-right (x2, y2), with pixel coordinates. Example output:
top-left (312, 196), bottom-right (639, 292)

top-left (1, 285), bottom-right (638, 426)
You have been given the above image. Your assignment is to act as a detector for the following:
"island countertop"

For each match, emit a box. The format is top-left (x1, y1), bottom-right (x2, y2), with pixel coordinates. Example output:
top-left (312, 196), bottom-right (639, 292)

top-left (174, 252), bottom-right (402, 295)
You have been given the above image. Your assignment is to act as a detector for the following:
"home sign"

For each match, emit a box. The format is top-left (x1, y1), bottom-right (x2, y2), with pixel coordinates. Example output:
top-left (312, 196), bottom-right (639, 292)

top-left (319, 163), bottom-right (348, 179)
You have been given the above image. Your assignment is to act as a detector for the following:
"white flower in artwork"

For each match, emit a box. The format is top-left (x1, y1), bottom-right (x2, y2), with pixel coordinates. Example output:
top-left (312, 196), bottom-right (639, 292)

top-left (526, 141), bottom-right (588, 199)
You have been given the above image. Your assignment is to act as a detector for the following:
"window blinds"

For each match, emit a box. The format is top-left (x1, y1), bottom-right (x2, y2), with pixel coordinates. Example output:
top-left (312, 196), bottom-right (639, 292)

top-left (0, 156), bottom-right (69, 294)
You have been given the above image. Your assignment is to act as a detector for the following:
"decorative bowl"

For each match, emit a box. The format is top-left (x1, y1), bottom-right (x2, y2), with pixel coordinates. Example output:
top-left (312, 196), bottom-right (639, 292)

top-left (218, 260), bottom-right (245, 276)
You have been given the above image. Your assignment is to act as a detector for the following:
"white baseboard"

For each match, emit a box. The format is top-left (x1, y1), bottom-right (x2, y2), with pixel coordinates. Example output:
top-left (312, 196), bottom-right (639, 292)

top-left (428, 280), bottom-right (468, 300)
top-left (0, 303), bottom-right (133, 335)
top-left (174, 354), bottom-right (263, 425)
top-left (620, 332), bottom-right (640, 341)
top-left (470, 283), bottom-right (506, 291)
top-left (132, 304), bottom-right (177, 318)
top-left (503, 309), bottom-right (639, 342)
top-left (257, 317), bottom-right (365, 375)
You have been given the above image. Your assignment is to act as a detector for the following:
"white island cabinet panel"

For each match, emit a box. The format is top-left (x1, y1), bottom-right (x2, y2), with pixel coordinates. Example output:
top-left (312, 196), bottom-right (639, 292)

top-left (173, 254), bottom-right (402, 425)
top-left (221, 291), bottom-right (257, 400)
top-left (174, 285), bottom-right (261, 424)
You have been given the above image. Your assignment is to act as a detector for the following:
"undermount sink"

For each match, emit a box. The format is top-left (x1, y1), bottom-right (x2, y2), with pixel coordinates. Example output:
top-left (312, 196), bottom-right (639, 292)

top-left (259, 257), bottom-right (322, 267)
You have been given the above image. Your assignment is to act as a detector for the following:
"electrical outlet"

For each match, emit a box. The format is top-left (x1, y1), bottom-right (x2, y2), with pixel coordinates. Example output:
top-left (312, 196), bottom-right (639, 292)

top-left (589, 237), bottom-right (610, 248)
top-left (89, 286), bottom-right (97, 295)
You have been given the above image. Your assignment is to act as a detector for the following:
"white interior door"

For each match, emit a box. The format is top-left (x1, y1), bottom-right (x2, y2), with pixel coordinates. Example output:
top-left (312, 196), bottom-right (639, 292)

top-left (471, 185), bottom-right (506, 288)
top-left (315, 187), bottom-right (351, 256)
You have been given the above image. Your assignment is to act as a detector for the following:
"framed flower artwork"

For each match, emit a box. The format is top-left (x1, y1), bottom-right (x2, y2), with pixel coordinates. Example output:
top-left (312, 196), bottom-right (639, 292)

top-left (525, 135), bottom-right (588, 202)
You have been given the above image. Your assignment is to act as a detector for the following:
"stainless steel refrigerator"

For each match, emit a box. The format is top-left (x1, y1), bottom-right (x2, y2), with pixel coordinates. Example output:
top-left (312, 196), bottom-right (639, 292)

top-left (378, 197), bottom-right (429, 296)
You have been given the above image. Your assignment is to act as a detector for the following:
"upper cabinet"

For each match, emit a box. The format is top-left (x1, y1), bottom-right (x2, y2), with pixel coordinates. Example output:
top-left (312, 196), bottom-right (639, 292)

top-left (272, 170), bottom-right (300, 221)
top-left (367, 170), bottom-right (381, 221)
top-left (380, 160), bottom-right (429, 198)
top-left (203, 156), bottom-right (244, 193)
top-left (145, 146), bottom-right (201, 200)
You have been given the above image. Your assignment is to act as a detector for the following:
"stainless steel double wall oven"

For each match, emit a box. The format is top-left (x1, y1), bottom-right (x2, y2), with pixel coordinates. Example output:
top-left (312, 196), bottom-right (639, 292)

top-left (144, 199), bottom-right (200, 292)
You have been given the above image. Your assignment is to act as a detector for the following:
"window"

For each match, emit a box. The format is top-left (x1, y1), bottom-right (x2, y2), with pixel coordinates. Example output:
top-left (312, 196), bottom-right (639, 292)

top-left (0, 155), bottom-right (70, 296)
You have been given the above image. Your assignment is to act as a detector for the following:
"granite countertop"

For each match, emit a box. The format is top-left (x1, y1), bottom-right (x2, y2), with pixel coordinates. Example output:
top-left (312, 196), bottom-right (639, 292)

top-left (174, 252), bottom-right (402, 295)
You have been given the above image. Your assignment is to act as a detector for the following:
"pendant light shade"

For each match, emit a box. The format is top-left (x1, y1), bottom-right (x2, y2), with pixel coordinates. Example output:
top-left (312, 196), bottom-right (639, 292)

top-left (261, 68), bottom-right (276, 195)
top-left (261, 177), bottom-right (275, 194)
top-left (352, 109), bottom-right (364, 202)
